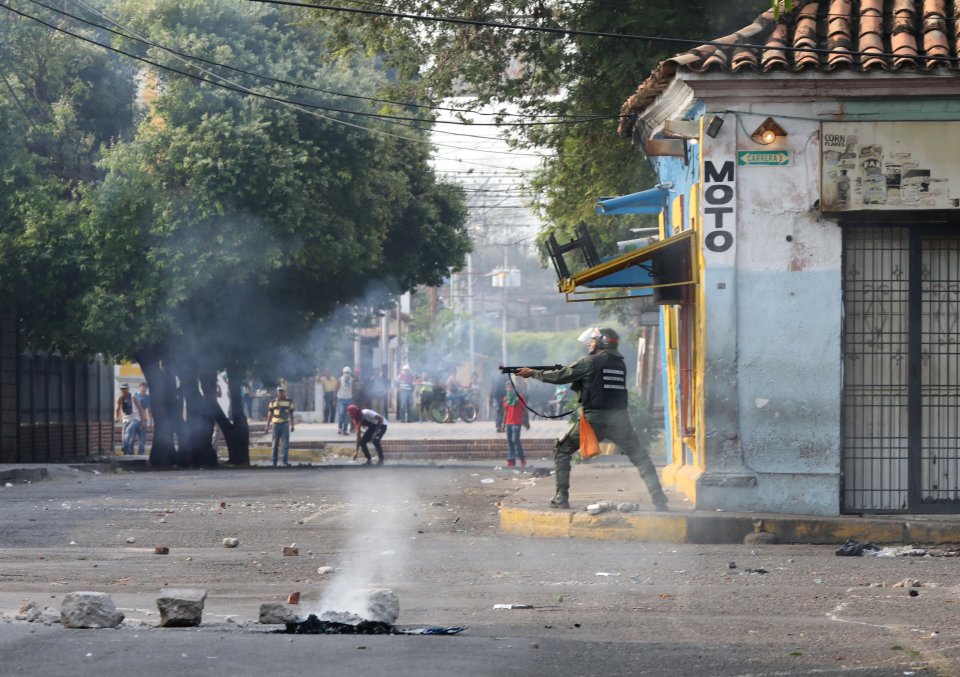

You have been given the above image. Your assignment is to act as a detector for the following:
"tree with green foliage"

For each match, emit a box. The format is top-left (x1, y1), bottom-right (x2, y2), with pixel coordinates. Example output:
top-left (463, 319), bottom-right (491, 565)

top-left (318, 0), bottom-right (758, 234)
top-left (318, 0), bottom-right (758, 327)
top-left (0, 0), bottom-right (470, 466)
top-left (0, 7), bottom-right (136, 351)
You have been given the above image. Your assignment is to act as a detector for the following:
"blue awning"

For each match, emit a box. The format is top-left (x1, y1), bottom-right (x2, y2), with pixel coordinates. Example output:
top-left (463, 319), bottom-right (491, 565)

top-left (595, 187), bottom-right (668, 215)
top-left (583, 256), bottom-right (654, 294)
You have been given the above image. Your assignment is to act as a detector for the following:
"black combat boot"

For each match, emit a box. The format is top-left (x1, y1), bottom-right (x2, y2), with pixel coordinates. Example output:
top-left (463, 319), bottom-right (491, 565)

top-left (549, 491), bottom-right (570, 509)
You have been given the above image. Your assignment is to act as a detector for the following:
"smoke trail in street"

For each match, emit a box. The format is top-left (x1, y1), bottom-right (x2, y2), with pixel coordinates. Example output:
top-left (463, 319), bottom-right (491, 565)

top-left (314, 473), bottom-right (417, 619)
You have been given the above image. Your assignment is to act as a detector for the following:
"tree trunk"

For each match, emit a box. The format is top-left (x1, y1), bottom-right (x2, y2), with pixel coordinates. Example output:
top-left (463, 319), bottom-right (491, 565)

top-left (137, 350), bottom-right (176, 467)
top-left (172, 367), bottom-right (207, 466)
top-left (223, 372), bottom-right (250, 465)
top-left (191, 370), bottom-right (219, 468)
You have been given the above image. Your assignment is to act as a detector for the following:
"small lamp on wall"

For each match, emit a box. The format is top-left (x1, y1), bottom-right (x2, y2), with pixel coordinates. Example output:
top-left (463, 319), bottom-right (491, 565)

top-left (751, 117), bottom-right (787, 145)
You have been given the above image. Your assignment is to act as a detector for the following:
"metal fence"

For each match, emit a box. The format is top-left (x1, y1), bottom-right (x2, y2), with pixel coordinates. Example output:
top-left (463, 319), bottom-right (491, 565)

top-left (0, 314), bottom-right (114, 463)
top-left (842, 225), bottom-right (960, 513)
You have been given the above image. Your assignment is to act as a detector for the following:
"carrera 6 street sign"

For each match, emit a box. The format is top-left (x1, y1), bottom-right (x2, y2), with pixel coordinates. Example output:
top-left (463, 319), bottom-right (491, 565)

top-left (737, 150), bottom-right (791, 166)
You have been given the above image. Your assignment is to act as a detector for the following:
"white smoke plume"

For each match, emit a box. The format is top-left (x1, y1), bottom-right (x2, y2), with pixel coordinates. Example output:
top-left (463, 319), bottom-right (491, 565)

top-left (314, 473), bottom-right (417, 619)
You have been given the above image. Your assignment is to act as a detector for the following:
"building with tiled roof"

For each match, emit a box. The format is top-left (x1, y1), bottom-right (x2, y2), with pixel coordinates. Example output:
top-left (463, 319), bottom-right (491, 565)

top-left (574, 1), bottom-right (960, 518)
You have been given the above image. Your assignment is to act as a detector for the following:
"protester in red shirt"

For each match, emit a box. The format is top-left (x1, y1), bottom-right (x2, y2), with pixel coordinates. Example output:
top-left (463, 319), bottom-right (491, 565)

top-left (503, 380), bottom-right (528, 467)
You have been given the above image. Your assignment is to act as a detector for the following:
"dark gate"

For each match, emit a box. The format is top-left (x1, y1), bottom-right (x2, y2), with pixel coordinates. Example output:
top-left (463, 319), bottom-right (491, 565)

top-left (0, 312), bottom-right (114, 463)
top-left (843, 225), bottom-right (960, 513)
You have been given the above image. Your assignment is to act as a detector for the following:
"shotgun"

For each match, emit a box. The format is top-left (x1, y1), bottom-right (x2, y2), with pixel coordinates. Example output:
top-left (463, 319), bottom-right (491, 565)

top-left (498, 365), bottom-right (563, 374)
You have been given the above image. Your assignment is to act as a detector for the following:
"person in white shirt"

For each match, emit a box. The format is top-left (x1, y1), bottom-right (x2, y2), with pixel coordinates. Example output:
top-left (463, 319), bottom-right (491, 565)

top-left (347, 404), bottom-right (387, 465)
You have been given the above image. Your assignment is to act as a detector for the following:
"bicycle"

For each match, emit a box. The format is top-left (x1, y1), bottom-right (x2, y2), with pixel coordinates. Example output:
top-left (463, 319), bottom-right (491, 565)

top-left (429, 391), bottom-right (478, 423)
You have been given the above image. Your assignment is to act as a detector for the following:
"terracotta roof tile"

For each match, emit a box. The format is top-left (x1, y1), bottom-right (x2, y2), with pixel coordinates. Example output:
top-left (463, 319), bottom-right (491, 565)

top-left (619, 0), bottom-right (960, 136)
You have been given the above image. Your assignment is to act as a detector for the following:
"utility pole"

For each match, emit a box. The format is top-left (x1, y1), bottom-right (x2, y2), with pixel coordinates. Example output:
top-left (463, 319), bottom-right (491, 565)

top-left (467, 253), bottom-right (475, 378)
top-left (501, 246), bottom-right (508, 366)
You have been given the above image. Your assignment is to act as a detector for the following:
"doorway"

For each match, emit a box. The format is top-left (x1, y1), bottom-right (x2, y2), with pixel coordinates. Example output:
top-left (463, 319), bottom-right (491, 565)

top-left (843, 224), bottom-right (960, 513)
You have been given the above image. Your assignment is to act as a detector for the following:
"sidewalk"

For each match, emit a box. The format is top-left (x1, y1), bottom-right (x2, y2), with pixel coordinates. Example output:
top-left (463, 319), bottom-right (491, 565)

top-left (499, 458), bottom-right (960, 546)
top-left (246, 419), bottom-right (572, 463)
top-left (274, 419), bottom-right (573, 443)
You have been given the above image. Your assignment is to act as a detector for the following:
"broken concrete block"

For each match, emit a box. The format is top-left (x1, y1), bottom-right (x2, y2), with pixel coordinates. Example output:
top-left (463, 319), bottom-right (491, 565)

top-left (61, 592), bottom-right (124, 629)
top-left (363, 588), bottom-right (400, 624)
top-left (37, 607), bottom-right (60, 624)
top-left (223, 538), bottom-right (239, 548)
top-left (319, 610), bottom-right (365, 625)
top-left (154, 545), bottom-right (169, 555)
top-left (317, 588), bottom-right (400, 626)
top-left (616, 502), bottom-right (640, 513)
top-left (156, 588), bottom-right (207, 627)
top-left (282, 546), bottom-right (299, 556)
top-left (316, 566), bottom-right (334, 575)
top-left (259, 603), bottom-right (296, 624)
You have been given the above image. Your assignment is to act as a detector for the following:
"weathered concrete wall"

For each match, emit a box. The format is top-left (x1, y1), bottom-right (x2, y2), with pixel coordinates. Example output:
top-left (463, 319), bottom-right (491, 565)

top-left (697, 103), bottom-right (844, 515)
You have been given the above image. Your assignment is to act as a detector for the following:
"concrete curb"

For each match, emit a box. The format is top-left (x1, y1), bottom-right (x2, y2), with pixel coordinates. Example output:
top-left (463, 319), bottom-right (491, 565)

top-left (499, 506), bottom-right (960, 545)
top-left (0, 467), bottom-right (49, 485)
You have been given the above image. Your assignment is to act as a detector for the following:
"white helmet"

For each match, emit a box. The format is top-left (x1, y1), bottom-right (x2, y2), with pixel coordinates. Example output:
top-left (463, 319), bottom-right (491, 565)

top-left (343, 366), bottom-right (352, 374)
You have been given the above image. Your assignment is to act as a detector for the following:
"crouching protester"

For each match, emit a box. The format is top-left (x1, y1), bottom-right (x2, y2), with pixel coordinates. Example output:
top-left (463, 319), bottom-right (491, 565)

top-left (347, 404), bottom-right (388, 465)
top-left (516, 327), bottom-right (668, 511)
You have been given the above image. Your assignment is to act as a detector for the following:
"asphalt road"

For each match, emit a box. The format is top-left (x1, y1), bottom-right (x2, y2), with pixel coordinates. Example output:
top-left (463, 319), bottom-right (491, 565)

top-left (0, 463), bottom-right (957, 676)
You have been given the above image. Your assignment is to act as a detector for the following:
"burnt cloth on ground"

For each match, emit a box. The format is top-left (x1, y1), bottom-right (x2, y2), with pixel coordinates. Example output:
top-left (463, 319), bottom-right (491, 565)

top-left (284, 614), bottom-right (464, 635)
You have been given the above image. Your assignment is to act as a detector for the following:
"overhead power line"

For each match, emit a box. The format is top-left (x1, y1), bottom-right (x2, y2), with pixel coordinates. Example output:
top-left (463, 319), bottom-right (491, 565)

top-left (0, 2), bottom-right (560, 157)
top-left (245, 0), bottom-right (960, 67)
top-left (27, 0), bottom-right (617, 126)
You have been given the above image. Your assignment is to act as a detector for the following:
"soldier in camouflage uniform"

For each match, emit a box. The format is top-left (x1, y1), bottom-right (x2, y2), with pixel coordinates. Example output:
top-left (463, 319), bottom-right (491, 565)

top-left (518, 327), bottom-right (668, 511)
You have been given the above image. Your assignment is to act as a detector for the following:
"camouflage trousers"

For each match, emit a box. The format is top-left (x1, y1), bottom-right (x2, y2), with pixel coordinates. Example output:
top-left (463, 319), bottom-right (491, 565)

top-left (553, 410), bottom-right (667, 507)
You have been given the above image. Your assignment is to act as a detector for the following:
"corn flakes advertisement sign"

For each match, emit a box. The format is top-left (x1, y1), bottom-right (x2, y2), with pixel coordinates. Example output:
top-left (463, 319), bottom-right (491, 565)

top-left (821, 122), bottom-right (960, 212)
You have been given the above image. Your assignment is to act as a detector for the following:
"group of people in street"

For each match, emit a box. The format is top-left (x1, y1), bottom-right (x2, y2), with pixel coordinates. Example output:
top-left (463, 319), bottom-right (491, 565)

top-left (317, 365), bottom-right (484, 428)
top-left (254, 324), bottom-right (670, 511)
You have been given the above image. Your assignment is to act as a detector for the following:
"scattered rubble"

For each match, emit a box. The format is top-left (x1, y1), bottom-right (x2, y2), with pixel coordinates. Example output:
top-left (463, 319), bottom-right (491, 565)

top-left (316, 566), bottom-right (334, 576)
top-left (585, 502), bottom-right (614, 516)
top-left (61, 592), bottom-right (124, 629)
top-left (835, 540), bottom-right (880, 556)
top-left (616, 502), bottom-right (640, 513)
top-left (493, 603), bottom-right (533, 609)
top-left (282, 546), bottom-right (299, 556)
top-left (156, 588), bottom-right (207, 627)
top-left (154, 545), bottom-right (169, 555)
top-left (223, 538), bottom-right (239, 548)
top-left (15, 600), bottom-right (57, 624)
top-left (287, 592), bottom-right (300, 605)
top-left (892, 578), bottom-right (922, 588)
